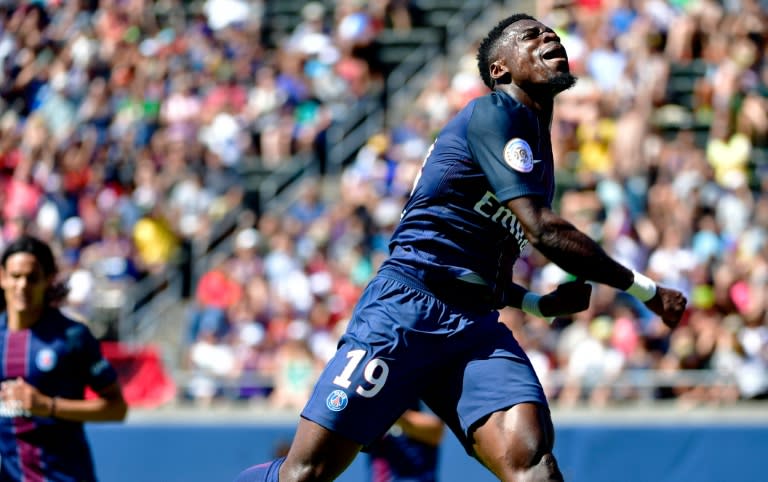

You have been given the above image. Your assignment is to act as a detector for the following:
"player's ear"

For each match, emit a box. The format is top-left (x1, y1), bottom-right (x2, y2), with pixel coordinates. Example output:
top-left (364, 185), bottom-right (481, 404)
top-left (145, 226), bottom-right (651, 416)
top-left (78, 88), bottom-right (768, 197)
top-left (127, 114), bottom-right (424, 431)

top-left (490, 60), bottom-right (508, 80)
top-left (490, 60), bottom-right (511, 86)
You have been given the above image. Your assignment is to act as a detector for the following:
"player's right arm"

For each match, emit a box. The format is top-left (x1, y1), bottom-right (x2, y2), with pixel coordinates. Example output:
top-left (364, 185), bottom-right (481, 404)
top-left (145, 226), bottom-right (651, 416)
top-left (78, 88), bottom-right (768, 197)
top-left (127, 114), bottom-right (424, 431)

top-left (506, 194), bottom-right (687, 329)
top-left (500, 279), bottom-right (591, 319)
top-left (3, 377), bottom-right (127, 421)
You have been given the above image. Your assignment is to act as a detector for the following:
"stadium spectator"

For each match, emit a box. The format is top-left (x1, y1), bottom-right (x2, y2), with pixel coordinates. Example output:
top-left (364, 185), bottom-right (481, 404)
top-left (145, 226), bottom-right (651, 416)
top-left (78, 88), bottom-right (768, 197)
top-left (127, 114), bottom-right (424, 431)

top-left (188, 253), bottom-right (242, 342)
top-left (559, 315), bottom-right (627, 407)
top-left (185, 322), bottom-right (239, 405)
top-left (183, 252), bottom-right (243, 404)
top-left (268, 333), bottom-right (320, 411)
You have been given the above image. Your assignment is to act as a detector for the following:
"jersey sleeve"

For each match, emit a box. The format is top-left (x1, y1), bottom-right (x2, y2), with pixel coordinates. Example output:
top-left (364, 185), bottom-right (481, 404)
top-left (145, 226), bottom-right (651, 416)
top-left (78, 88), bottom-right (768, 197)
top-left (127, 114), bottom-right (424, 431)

top-left (467, 98), bottom-right (549, 203)
top-left (68, 323), bottom-right (119, 392)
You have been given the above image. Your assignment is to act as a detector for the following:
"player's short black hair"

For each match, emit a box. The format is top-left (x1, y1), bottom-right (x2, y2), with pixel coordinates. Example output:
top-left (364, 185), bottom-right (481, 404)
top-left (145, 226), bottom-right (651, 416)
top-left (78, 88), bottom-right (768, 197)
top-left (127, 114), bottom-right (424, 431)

top-left (1, 235), bottom-right (58, 276)
top-left (477, 13), bottom-right (537, 89)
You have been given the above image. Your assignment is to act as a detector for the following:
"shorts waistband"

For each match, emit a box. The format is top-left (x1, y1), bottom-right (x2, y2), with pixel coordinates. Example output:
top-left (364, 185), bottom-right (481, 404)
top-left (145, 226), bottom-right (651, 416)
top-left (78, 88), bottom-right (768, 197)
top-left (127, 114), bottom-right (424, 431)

top-left (377, 267), bottom-right (495, 310)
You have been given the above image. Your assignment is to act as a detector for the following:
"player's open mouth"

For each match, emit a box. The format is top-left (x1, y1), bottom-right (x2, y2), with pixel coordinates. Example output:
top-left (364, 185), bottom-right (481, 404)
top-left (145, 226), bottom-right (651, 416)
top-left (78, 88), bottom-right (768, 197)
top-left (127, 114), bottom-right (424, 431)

top-left (542, 46), bottom-right (567, 61)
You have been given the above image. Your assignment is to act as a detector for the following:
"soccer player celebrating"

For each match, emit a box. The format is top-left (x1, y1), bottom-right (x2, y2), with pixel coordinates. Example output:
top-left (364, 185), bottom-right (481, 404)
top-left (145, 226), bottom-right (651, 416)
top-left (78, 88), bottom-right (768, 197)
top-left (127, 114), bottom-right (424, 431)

top-left (235, 13), bottom-right (686, 482)
top-left (0, 235), bottom-right (128, 481)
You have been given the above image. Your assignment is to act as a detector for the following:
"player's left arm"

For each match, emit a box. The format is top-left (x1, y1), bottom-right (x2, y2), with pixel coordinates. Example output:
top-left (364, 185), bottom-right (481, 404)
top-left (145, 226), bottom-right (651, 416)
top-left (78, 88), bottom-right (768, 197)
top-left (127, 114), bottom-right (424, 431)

top-left (507, 194), bottom-right (687, 328)
top-left (508, 194), bottom-right (641, 286)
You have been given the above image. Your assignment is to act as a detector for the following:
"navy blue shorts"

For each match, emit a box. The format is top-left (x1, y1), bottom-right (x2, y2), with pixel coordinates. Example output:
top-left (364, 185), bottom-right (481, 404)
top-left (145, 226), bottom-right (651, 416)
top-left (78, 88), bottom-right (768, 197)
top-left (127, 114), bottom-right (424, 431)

top-left (301, 275), bottom-right (548, 453)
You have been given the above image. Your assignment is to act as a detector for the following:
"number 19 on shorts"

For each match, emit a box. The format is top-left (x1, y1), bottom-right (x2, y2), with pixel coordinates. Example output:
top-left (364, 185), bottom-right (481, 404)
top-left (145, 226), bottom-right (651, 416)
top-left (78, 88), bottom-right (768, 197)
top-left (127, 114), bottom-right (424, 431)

top-left (333, 349), bottom-right (390, 398)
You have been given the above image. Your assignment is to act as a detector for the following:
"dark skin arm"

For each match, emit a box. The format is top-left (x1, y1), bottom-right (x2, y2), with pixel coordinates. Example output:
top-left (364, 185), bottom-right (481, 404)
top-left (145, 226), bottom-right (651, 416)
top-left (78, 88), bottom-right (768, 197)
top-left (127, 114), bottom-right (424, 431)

top-left (395, 409), bottom-right (444, 447)
top-left (508, 195), bottom-right (687, 328)
top-left (503, 280), bottom-right (592, 317)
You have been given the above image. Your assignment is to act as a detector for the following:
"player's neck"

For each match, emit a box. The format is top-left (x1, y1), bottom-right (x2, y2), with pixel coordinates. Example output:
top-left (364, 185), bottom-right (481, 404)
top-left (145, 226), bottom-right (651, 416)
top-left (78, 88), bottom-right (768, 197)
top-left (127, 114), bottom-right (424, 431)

top-left (496, 85), bottom-right (553, 117)
top-left (6, 308), bottom-right (43, 331)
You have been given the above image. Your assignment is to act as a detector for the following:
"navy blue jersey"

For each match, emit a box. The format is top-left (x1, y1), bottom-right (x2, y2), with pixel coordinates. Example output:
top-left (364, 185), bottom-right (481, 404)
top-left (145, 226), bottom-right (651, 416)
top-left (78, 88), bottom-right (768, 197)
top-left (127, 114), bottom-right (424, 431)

top-left (381, 91), bottom-right (555, 300)
top-left (0, 309), bottom-right (118, 482)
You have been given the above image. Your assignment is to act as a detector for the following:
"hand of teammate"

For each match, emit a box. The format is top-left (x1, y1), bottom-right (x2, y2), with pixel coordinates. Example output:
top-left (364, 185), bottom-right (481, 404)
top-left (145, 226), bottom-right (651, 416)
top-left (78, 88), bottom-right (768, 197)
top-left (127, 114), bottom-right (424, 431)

top-left (538, 279), bottom-right (592, 317)
top-left (643, 286), bottom-right (687, 330)
top-left (0, 377), bottom-right (53, 417)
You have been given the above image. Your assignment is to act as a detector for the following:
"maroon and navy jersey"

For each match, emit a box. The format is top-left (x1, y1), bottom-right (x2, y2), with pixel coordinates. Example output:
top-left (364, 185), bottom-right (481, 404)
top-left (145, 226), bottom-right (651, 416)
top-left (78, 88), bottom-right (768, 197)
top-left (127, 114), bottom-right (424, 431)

top-left (380, 91), bottom-right (555, 301)
top-left (0, 309), bottom-right (118, 482)
top-left (366, 401), bottom-right (439, 482)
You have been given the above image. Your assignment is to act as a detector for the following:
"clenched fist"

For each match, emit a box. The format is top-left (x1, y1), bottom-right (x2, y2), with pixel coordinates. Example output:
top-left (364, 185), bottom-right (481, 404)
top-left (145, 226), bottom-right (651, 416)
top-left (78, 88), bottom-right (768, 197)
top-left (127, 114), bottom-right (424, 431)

top-left (643, 286), bottom-right (688, 330)
top-left (0, 377), bottom-right (53, 417)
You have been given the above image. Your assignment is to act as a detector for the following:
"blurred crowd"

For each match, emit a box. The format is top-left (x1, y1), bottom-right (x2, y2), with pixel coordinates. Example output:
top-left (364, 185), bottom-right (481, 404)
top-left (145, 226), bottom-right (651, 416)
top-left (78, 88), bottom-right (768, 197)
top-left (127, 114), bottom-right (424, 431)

top-left (1, 0), bottom-right (766, 409)
top-left (0, 0), bottom-right (405, 337)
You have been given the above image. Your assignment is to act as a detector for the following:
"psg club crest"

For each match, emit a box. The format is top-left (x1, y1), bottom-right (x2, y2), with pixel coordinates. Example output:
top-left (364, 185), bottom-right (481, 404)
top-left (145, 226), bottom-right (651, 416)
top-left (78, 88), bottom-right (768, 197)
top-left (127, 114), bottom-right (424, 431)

top-left (36, 348), bottom-right (57, 372)
top-left (503, 138), bottom-right (535, 173)
top-left (326, 389), bottom-right (348, 412)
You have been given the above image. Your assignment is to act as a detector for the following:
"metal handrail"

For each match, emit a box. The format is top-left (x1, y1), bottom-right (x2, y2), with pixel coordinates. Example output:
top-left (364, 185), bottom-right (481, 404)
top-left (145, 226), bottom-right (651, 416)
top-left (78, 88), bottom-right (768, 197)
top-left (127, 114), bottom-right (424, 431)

top-left (385, 43), bottom-right (441, 125)
top-left (325, 95), bottom-right (386, 176)
top-left (117, 265), bottom-right (185, 344)
top-left (256, 153), bottom-right (319, 211)
top-left (118, 208), bottom-right (242, 344)
top-left (385, 0), bottom-right (499, 126)
top-left (545, 369), bottom-right (738, 389)
top-left (188, 207), bottom-right (242, 289)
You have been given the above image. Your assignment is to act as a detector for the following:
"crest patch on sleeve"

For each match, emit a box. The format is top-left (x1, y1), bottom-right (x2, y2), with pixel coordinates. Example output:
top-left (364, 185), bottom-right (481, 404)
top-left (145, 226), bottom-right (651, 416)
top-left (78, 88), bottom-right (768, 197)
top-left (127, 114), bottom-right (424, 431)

top-left (503, 138), bottom-right (534, 172)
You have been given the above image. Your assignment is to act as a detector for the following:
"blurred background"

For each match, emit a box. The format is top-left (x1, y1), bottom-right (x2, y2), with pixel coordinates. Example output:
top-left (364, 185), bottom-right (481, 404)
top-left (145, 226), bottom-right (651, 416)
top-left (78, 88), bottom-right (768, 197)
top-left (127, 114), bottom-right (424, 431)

top-left (1, 0), bottom-right (767, 480)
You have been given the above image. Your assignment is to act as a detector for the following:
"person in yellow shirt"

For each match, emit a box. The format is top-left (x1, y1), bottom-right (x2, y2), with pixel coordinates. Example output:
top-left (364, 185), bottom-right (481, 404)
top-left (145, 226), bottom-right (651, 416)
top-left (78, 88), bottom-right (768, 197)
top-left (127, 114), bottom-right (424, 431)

top-left (132, 204), bottom-right (180, 273)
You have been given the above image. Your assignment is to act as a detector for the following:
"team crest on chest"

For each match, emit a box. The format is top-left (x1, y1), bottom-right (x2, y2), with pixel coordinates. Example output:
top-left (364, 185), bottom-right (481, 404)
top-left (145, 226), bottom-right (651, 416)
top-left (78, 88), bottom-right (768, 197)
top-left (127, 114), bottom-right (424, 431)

top-left (36, 348), bottom-right (57, 372)
top-left (503, 138), bottom-right (535, 172)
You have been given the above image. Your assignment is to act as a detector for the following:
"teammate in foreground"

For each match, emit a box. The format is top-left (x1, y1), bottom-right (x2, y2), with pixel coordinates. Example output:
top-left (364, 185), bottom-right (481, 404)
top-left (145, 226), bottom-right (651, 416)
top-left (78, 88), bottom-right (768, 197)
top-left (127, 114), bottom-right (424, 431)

top-left (235, 13), bottom-right (686, 482)
top-left (0, 235), bottom-right (128, 481)
top-left (366, 402), bottom-right (444, 482)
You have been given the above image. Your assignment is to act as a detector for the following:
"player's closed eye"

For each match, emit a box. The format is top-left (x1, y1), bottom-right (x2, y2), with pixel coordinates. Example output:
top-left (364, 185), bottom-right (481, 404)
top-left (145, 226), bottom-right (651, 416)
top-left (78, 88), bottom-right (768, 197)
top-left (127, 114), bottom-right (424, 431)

top-left (520, 28), bottom-right (559, 42)
top-left (12, 273), bottom-right (40, 283)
